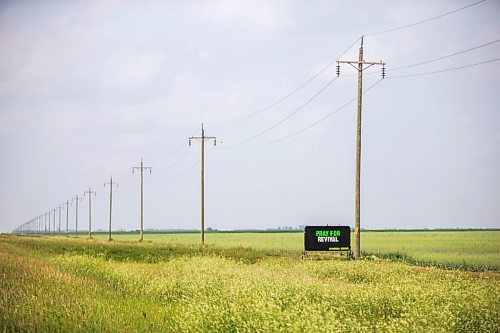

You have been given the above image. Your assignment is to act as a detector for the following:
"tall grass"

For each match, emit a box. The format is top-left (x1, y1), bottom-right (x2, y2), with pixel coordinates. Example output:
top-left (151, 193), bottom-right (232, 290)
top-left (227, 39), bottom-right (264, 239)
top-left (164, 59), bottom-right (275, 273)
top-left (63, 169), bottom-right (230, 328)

top-left (1, 235), bottom-right (499, 332)
top-left (76, 230), bottom-right (500, 270)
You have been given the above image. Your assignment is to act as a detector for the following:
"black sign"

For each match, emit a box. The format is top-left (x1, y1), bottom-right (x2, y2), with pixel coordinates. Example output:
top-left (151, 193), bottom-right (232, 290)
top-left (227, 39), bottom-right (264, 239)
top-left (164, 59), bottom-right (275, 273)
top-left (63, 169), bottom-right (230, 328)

top-left (304, 226), bottom-right (351, 251)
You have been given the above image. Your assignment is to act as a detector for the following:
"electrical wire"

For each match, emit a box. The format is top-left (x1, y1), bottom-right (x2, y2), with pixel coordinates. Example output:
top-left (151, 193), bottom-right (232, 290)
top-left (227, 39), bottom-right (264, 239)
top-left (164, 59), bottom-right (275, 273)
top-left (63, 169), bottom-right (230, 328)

top-left (154, 147), bottom-right (190, 178)
top-left (212, 1), bottom-right (489, 146)
top-left (209, 37), bottom-right (361, 125)
top-left (389, 39), bottom-right (500, 71)
top-left (227, 79), bottom-right (384, 150)
top-left (389, 57), bottom-right (500, 78)
top-left (166, 146), bottom-right (217, 180)
top-left (344, 38), bottom-right (500, 78)
top-left (148, 124), bottom-right (201, 162)
top-left (226, 76), bottom-right (339, 148)
top-left (366, 0), bottom-right (487, 36)
top-left (214, 0), bottom-right (487, 127)
top-left (126, 124), bottom-right (201, 180)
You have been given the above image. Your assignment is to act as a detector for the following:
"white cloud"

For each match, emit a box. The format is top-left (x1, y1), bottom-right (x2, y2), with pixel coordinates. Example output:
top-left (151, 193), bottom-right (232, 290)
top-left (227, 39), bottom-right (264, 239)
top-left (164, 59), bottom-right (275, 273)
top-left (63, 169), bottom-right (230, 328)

top-left (196, 0), bottom-right (291, 31)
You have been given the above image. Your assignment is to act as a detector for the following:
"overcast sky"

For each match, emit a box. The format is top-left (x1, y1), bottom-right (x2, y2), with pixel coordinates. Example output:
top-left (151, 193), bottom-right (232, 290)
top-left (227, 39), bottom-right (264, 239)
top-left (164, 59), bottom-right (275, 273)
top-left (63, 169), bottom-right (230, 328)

top-left (1, 0), bottom-right (499, 234)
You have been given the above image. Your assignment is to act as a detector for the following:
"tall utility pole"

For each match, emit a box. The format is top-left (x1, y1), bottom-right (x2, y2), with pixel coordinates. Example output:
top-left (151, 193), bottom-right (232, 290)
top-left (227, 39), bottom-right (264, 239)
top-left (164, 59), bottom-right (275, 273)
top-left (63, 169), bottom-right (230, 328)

top-left (48, 211), bottom-right (52, 234)
top-left (53, 208), bottom-right (56, 234)
top-left (73, 195), bottom-right (82, 236)
top-left (189, 123), bottom-right (217, 246)
top-left (84, 188), bottom-right (96, 239)
top-left (133, 159), bottom-right (151, 242)
top-left (337, 36), bottom-right (385, 259)
top-left (104, 176), bottom-right (118, 241)
top-left (57, 205), bottom-right (62, 233)
top-left (64, 200), bottom-right (71, 236)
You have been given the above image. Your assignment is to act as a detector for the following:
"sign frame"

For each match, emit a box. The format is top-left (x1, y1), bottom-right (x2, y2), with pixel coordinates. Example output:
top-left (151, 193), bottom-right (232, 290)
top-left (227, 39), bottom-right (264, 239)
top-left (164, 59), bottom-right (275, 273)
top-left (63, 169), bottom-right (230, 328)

top-left (303, 225), bottom-right (351, 258)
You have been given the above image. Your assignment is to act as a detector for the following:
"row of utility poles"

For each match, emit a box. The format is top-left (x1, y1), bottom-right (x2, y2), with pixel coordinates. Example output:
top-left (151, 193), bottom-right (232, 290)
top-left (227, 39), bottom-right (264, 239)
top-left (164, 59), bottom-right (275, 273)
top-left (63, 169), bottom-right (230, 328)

top-left (15, 38), bottom-right (384, 258)
top-left (18, 173), bottom-right (142, 242)
top-left (16, 124), bottom-right (217, 245)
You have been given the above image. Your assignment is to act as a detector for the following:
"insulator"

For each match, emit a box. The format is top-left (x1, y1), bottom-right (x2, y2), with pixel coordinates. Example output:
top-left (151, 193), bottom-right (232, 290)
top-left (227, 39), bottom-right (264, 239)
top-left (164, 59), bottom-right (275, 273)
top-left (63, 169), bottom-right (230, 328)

top-left (188, 139), bottom-right (191, 146)
top-left (381, 66), bottom-right (386, 79)
top-left (336, 64), bottom-right (340, 77)
top-left (214, 139), bottom-right (217, 146)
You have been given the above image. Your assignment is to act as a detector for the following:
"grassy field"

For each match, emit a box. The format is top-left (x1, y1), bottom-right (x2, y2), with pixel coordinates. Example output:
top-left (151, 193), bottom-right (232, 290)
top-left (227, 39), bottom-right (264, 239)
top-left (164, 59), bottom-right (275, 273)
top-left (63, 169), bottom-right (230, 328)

top-left (79, 230), bottom-right (500, 270)
top-left (1, 234), bottom-right (499, 332)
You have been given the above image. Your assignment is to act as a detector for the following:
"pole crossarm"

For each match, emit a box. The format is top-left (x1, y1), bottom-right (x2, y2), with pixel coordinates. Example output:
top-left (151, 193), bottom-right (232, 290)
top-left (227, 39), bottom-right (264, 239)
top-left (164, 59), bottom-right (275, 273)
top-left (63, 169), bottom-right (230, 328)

top-left (337, 60), bottom-right (385, 65)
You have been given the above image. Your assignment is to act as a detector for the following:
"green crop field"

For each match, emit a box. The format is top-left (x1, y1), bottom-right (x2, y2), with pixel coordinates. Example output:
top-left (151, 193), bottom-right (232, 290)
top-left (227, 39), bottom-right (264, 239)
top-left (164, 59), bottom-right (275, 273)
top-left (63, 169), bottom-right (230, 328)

top-left (79, 230), bottom-right (500, 270)
top-left (1, 233), bottom-right (499, 332)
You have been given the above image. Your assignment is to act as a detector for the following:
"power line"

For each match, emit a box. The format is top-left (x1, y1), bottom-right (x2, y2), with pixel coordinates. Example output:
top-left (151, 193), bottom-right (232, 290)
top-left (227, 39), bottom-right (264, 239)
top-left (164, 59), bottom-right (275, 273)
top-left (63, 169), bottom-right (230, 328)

top-left (211, 0), bottom-right (485, 128)
top-left (227, 76), bottom-right (339, 148)
top-left (389, 57), bottom-right (500, 78)
top-left (155, 147), bottom-right (190, 178)
top-left (355, 39), bottom-right (500, 77)
top-left (148, 125), bottom-right (201, 162)
top-left (161, 146), bottom-right (217, 181)
top-left (238, 56), bottom-right (498, 149)
top-left (209, 37), bottom-right (361, 125)
top-left (389, 39), bottom-right (500, 71)
top-left (367, 0), bottom-right (487, 36)
top-left (153, 127), bottom-right (207, 178)
top-left (229, 79), bottom-right (384, 150)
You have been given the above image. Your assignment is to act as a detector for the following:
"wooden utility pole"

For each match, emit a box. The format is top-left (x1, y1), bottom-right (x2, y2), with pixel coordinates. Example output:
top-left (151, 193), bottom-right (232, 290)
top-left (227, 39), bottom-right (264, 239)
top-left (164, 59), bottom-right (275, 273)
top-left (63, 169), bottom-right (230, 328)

top-left (337, 36), bottom-right (385, 259)
top-left (64, 200), bottom-right (71, 236)
top-left (189, 123), bottom-right (217, 246)
top-left (104, 176), bottom-right (118, 241)
top-left (57, 205), bottom-right (62, 233)
top-left (53, 208), bottom-right (56, 234)
top-left (133, 159), bottom-right (151, 242)
top-left (84, 188), bottom-right (96, 238)
top-left (73, 195), bottom-right (82, 236)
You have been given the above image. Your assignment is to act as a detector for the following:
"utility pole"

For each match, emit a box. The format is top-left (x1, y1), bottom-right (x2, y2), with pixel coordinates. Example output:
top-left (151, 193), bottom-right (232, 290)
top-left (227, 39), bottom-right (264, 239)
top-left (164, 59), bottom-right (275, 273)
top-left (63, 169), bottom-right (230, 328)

top-left (57, 205), bottom-right (62, 233)
top-left (48, 211), bottom-right (52, 234)
top-left (53, 208), bottom-right (56, 234)
top-left (133, 159), bottom-right (151, 242)
top-left (337, 36), bottom-right (385, 259)
top-left (84, 188), bottom-right (96, 239)
top-left (73, 195), bottom-right (82, 236)
top-left (104, 176), bottom-right (118, 241)
top-left (64, 200), bottom-right (71, 236)
top-left (189, 123), bottom-right (217, 246)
